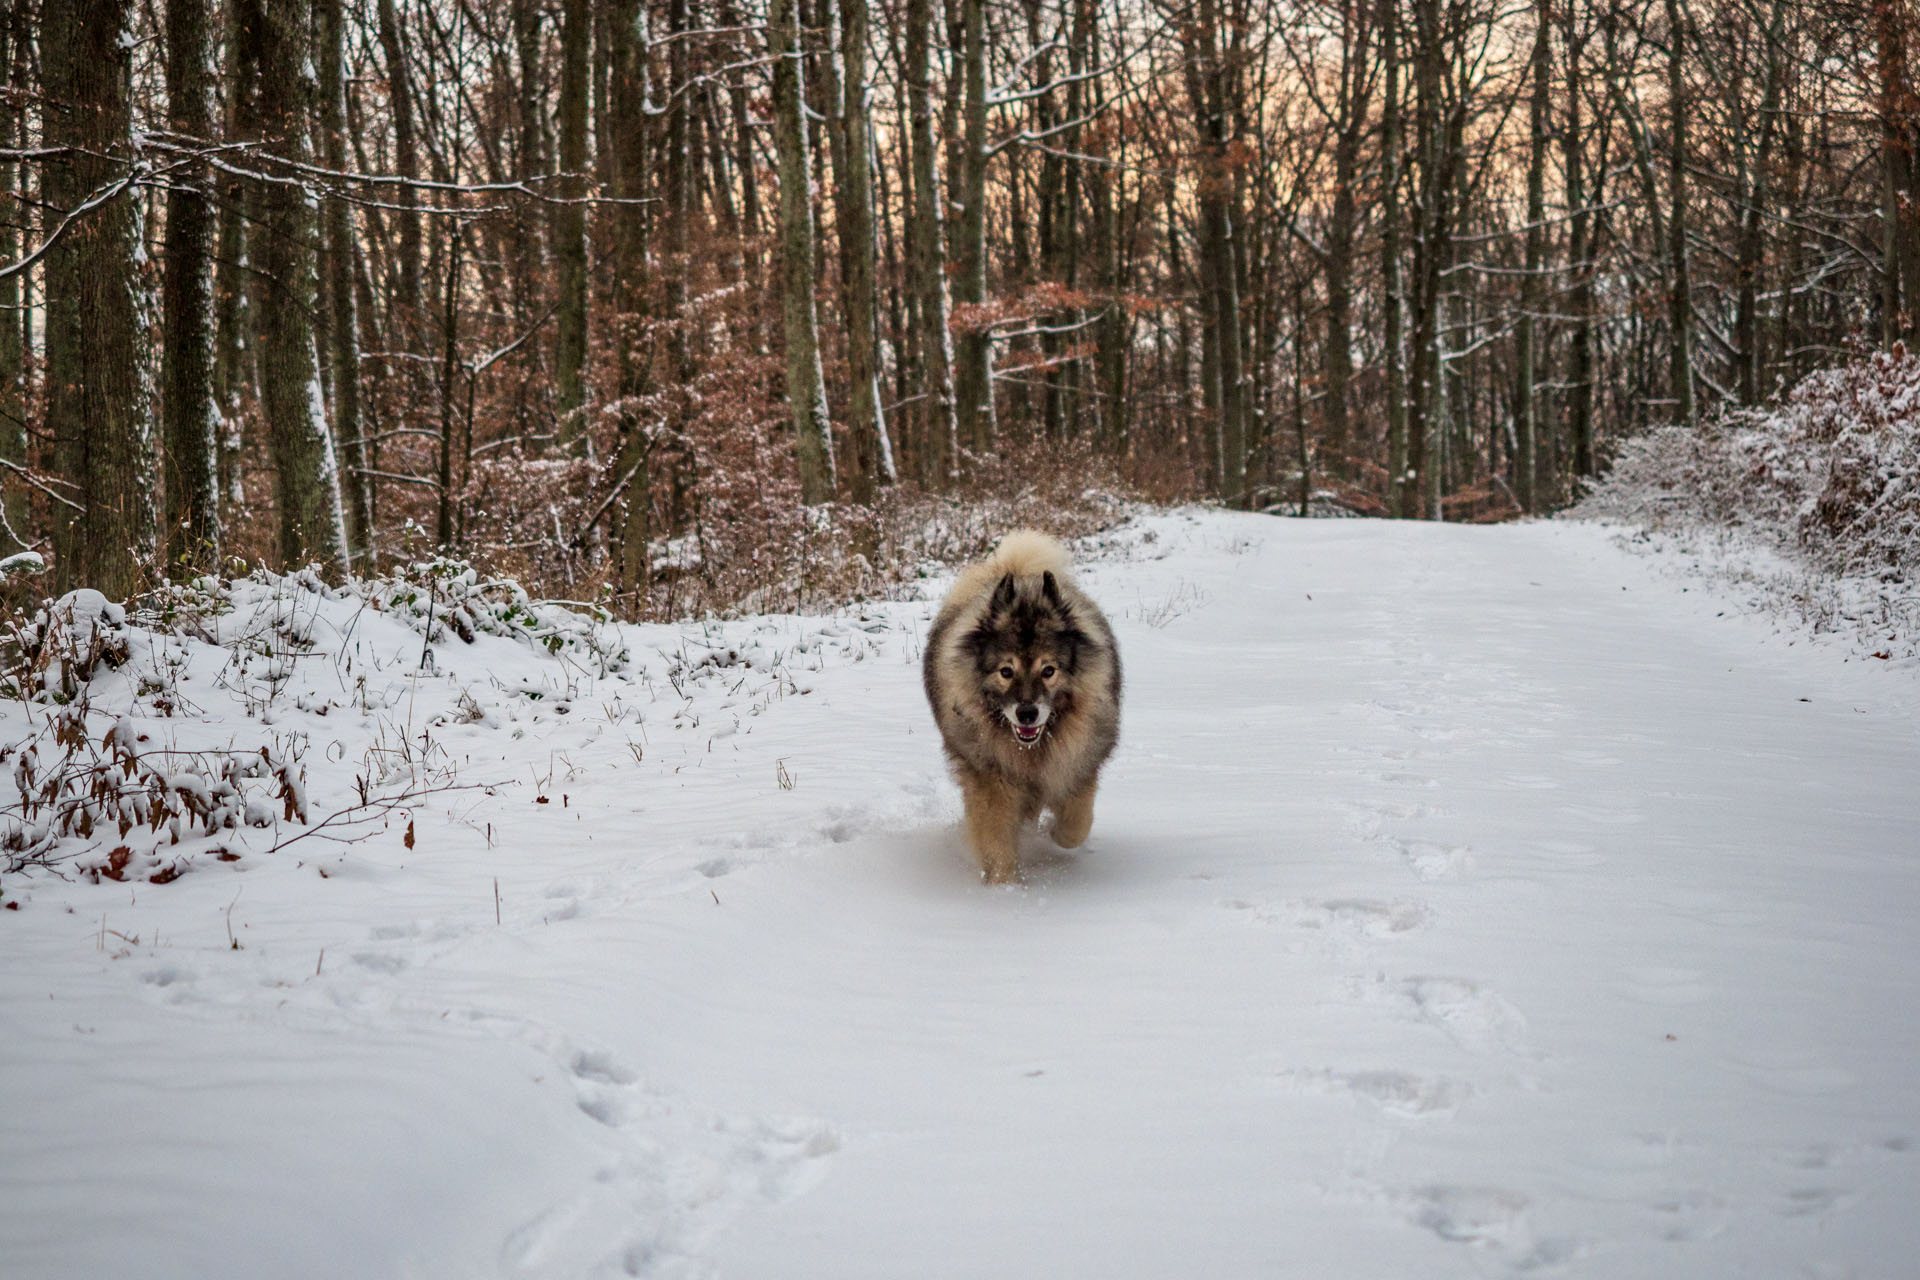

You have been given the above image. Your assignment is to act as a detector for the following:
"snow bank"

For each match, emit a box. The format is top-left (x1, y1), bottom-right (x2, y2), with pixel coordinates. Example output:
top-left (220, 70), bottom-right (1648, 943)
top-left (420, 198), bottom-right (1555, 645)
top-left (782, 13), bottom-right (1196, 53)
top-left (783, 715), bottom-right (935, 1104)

top-left (0, 555), bottom-right (902, 887)
top-left (1574, 349), bottom-right (1920, 657)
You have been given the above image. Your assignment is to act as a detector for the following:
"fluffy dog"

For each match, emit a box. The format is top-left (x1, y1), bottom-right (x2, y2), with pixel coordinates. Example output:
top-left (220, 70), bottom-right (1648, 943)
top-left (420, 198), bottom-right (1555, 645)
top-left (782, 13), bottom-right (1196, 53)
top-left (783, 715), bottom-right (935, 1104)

top-left (923, 531), bottom-right (1121, 883)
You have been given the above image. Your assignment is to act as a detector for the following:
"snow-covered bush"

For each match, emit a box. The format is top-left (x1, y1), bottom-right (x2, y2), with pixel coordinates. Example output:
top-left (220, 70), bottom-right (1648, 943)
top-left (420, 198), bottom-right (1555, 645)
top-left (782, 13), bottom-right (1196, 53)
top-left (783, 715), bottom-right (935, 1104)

top-left (1579, 349), bottom-right (1920, 581)
top-left (4, 590), bottom-right (134, 703)
top-left (1, 700), bottom-right (309, 880)
top-left (358, 557), bottom-right (631, 674)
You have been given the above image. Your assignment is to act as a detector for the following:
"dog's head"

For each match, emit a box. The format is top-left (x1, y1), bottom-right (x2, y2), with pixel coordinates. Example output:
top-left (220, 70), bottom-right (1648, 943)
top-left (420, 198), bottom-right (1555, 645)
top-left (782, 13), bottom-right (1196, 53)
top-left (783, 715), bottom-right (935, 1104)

top-left (963, 570), bottom-right (1096, 748)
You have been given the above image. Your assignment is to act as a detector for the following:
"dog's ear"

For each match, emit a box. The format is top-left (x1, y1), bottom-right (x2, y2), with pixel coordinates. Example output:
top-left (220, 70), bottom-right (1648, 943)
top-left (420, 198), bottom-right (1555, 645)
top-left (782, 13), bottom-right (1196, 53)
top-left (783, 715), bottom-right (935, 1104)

top-left (989, 572), bottom-right (1017, 613)
top-left (1041, 570), bottom-right (1063, 608)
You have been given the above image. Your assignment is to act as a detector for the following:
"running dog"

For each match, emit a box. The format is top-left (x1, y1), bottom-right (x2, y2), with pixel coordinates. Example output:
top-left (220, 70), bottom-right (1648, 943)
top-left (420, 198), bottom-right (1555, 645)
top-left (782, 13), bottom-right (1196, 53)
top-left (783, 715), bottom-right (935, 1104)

top-left (922, 531), bottom-right (1122, 883)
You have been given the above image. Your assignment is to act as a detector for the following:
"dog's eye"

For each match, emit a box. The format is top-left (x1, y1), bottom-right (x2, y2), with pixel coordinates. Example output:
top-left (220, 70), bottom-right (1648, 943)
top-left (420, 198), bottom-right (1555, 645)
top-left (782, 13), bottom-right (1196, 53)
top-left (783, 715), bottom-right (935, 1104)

top-left (998, 666), bottom-right (1014, 680)
top-left (1041, 665), bottom-right (1056, 679)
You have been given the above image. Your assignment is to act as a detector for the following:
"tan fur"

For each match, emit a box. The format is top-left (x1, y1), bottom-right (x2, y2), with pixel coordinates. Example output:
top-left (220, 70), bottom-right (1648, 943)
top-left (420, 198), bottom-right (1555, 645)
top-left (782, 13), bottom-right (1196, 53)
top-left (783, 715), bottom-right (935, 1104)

top-left (923, 531), bottom-right (1122, 883)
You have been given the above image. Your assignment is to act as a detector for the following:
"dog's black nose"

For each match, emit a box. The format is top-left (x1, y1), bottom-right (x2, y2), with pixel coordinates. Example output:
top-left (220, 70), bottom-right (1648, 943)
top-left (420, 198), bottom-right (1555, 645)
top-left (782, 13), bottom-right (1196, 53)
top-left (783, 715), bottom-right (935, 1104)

top-left (1016, 703), bottom-right (1039, 725)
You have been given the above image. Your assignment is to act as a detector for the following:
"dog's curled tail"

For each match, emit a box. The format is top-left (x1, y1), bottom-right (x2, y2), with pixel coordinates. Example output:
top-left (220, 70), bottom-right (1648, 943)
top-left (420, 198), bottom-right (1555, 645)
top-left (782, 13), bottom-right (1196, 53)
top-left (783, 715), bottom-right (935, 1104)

top-left (986, 529), bottom-right (1070, 579)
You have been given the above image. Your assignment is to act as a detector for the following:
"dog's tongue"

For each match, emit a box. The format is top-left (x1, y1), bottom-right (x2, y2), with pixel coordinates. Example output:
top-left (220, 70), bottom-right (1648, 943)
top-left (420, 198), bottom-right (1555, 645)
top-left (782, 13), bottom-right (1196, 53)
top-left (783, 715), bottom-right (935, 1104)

top-left (1015, 724), bottom-right (1041, 742)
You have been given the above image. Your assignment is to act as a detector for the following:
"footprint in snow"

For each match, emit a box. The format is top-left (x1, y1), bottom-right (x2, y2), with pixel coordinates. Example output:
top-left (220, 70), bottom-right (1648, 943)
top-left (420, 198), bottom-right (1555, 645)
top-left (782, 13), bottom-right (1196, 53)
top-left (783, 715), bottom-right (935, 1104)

top-left (1778, 1185), bottom-right (1852, 1218)
top-left (1647, 1189), bottom-right (1730, 1242)
top-left (1277, 1068), bottom-right (1470, 1120)
top-left (506, 1075), bottom-right (840, 1278)
top-left (569, 1048), bottom-right (642, 1126)
top-left (1392, 838), bottom-right (1472, 882)
top-left (1400, 977), bottom-right (1531, 1056)
top-left (1406, 1184), bottom-right (1530, 1247)
top-left (1286, 899), bottom-right (1432, 938)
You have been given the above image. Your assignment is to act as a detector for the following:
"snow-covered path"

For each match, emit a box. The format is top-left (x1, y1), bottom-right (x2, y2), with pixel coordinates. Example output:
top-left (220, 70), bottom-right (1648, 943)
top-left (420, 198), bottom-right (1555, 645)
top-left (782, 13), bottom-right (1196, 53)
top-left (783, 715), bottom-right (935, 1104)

top-left (5, 512), bottom-right (1919, 1278)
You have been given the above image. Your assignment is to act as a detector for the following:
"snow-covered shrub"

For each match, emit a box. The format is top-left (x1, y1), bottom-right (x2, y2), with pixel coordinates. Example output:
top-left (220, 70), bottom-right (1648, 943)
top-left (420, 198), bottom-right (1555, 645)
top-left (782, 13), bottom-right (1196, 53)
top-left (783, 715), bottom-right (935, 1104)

top-left (1576, 350), bottom-right (1920, 655)
top-left (359, 557), bottom-right (631, 674)
top-left (1776, 351), bottom-right (1920, 575)
top-left (3, 590), bottom-right (133, 703)
top-left (0, 550), bottom-right (45, 585)
top-left (1, 701), bottom-right (308, 880)
top-left (1579, 349), bottom-right (1920, 580)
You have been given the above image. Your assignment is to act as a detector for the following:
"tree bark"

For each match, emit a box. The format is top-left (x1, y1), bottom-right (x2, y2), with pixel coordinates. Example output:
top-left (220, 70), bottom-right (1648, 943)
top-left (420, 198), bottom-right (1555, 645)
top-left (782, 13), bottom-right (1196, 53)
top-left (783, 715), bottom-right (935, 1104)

top-left (1182, 0), bottom-right (1249, 508)
top-left (320, 0), bottom-right (371, 564)
top-left (1873, 0), bottom-right (1920, 346)
top-left (1664, 0), bottom-right (1696, 425)
top-left (606, 0), bottom-right (654, 598)
top-left (1381, 0), bottom-right (1409, 516)
top-left (952, 0), bottom-right (996, 457)
top-left (163, 0), bottom-right (220, 572)
top-left (1516, 0), bottom-right (1551, 514)
top-left (1734, 0), bottom-right (1787, 404)
top-left (554, 0), bottom-right (592, 446)
top-left (769, 0), bottom-right (837, 502)
top-left (906, 0), bottom-right (958, 487)
top-left (236, 0), bottom-right (349, 571)
top-left (0, 4), bottom-right (29, 551)
top-left (834, 0), bottom-right (896, 500)
top-left (1567, 0), bottom-right (1598, 481)
top-left (42, 0), bottom-right (157, 595)
top-left (1321, 0), bottom-right (1372, 484)
top-left (375, 0), bottom-right (422, 348)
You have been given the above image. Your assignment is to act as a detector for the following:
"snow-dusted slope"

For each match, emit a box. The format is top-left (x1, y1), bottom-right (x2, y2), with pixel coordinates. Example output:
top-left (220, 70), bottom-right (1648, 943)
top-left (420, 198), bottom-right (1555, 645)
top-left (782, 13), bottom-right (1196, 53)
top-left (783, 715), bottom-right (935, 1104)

top-left (3, 512), bottom-right (1918, 1279)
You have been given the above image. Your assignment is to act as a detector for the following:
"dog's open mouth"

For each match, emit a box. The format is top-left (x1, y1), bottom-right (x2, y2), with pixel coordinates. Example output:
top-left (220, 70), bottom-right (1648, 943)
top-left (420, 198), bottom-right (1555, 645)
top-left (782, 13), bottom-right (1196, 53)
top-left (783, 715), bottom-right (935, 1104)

top-left (1013, 724), bottom-right (1044, 745)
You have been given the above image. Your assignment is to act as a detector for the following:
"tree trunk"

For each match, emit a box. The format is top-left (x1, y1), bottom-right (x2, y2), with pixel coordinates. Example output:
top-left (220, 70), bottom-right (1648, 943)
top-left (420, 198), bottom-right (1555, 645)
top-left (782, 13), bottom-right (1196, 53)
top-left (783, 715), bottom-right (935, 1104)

top-left (0, 6), bottom-right (27, 551)
top-left (1566, 0), bottom-right (1597, 481)
top-left (42, 0), bottom-right (157, 596)
top-left (769, 0), bottom-right (836, 502)
top-left (1873, 0), bottom-right (1920, 346)
top-left (834, 0), bottom-right (895, 501)
top-left (512, 0), bottom-right (547, 423)
top-left (375, 0), bottom-right (422, 348)
top-left (606, 0), bottom-right (654, 598)
top-left (1321, 0), bottom-right (1371, 484)
top-left (663, 0), bottom-right (692, 381)
top-left (236, 0), bottom-right (348, 571)
top-left (728, 1), bottom-right (760, 239)
top-left (1664, 0), bottom-right (1696, 425)
top-left (1406, 0), bottom-right (1451, 520)
top-left (212, 0), bottom-right (252, 508)
top-left (952, 0), bottom-right (996, 456)
top-left (906, 0), bottom-right (958, 487)
top-left (1516, 0), bottom-right (1551, 514)
top-left (163, 0), bottom-right (220, 572)
top-left (1182, 0), bottom-right (1248, 508)
top-left (1381, 0), bottom-right (1409, 516)
top-left (554, 0), bottom-right (592, 446)
top-left (320, 0), bottom-right (370, 564)
top-left (1734, 0), bottom-right (1787, 404)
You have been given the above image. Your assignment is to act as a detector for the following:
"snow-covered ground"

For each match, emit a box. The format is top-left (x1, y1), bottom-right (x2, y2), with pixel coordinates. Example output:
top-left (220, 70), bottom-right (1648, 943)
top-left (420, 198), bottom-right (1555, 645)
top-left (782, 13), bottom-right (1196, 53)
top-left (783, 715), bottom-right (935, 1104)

top-left (4, 510), bottom-right (1918, 1279)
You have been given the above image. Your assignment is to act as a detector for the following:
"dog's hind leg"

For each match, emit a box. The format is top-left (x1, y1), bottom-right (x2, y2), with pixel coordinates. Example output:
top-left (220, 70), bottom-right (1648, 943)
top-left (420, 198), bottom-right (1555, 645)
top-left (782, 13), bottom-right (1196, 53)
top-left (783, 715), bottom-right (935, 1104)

top-left (960, 771), bottom-right (1022, 883)
top-left (1049, 780), bottom-right (1098, 849)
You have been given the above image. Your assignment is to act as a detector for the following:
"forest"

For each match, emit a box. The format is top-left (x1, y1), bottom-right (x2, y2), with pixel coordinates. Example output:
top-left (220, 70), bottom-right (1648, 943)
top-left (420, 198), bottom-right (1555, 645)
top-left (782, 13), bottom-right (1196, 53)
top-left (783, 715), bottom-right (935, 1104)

top-left (0, 0), bottom-right (1911, 615)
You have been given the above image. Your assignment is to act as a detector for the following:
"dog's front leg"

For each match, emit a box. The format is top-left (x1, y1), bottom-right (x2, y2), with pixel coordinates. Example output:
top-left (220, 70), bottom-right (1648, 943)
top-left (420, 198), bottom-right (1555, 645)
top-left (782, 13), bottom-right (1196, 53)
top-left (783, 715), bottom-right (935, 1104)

top-left (1049, 780), bottom-right (1098, 849)
top-left (960, 771), bottom-right (1022, 883)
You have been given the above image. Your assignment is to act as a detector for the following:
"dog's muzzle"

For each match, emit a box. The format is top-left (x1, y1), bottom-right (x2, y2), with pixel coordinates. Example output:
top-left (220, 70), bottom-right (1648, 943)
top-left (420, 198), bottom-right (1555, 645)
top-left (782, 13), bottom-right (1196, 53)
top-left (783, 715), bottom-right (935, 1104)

top-left (1006, 701), bottom-right (1050, 747)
